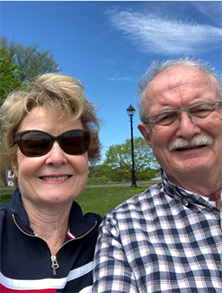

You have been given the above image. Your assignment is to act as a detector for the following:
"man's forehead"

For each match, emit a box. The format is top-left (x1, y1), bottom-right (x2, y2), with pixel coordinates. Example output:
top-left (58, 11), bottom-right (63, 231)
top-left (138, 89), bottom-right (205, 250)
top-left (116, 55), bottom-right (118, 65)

top-left (146, 65), bottom-right (213, 94)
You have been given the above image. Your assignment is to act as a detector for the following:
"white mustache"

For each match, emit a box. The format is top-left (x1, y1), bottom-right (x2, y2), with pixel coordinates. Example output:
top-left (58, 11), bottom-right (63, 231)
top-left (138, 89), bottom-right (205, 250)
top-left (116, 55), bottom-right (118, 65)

top-left (168, 135), bottom-right (214, 151)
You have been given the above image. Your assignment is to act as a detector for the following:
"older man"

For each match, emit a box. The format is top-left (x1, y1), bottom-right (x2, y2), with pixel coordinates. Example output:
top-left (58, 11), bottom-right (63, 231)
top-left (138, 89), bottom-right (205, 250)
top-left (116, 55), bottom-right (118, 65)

top-left (93, 60), bottom-right (222, 292)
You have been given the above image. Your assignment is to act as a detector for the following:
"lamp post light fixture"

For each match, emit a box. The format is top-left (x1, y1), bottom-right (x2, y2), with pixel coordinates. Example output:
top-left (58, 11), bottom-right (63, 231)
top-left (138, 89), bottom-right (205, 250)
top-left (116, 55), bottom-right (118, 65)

top-left (126, 104), bottom-right (137, 187)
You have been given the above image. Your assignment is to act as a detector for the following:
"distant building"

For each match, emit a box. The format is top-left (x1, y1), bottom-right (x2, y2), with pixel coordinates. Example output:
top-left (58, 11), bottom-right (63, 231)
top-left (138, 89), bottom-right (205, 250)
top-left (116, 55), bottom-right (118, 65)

top-left (6, 169), bottom-right (15, 187)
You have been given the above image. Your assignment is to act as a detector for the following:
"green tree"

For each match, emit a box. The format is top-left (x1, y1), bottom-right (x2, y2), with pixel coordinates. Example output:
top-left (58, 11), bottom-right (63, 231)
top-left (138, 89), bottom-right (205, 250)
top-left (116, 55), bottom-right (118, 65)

top-left (89, 164), bottom-right (105, 178)
top-left (0, 57), bottom-right (22, 104)
top-left (0, 36), bottom-right (59, 105)
top-left (103, 137), bottom-right (160, 182)
top-left (87, 164), bottom-right (110, 184)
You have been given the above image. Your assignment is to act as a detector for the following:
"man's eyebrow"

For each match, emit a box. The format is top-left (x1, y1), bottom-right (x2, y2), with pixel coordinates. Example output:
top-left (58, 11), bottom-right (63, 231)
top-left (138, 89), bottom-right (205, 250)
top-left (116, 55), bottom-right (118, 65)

top-left (154, 100), bottom-right (211, 114)
top-left (153, 107), bottom-right (178, 114)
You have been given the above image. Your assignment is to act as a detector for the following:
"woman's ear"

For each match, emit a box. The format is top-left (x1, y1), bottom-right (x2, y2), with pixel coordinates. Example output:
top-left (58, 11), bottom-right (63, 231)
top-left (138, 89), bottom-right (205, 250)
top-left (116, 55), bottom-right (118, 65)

top-left (137, 123), bottom-right (152, 147)
top-left (11, 162), bottom-right (18, 178)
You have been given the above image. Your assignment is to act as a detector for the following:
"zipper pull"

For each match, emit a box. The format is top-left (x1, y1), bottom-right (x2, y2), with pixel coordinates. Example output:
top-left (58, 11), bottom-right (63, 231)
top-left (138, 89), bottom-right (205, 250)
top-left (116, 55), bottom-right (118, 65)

top-left (51, 255), bottom-right (59, 275)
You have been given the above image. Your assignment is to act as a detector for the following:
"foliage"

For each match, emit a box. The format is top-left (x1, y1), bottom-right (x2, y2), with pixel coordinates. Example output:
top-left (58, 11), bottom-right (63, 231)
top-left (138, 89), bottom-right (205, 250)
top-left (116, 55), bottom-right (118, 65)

top-left (87, 164), bottom-right (110, 185)
top-left (88, 164), bottom-right (104, 179)
top-left (0, 36), bottom-right (59, 105)
top-left (103, 137), bottom-right (160, 182)
top-left (0, 54), bottom-right (22, 103)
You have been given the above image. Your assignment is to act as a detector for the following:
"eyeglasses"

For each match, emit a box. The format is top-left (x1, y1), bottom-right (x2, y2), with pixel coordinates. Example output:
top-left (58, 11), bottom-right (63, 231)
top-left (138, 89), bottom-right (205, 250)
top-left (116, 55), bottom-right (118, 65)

top-left (144, 100), bottom-right (222, 132)
top-left (15, 129), bottom-right (90, 157)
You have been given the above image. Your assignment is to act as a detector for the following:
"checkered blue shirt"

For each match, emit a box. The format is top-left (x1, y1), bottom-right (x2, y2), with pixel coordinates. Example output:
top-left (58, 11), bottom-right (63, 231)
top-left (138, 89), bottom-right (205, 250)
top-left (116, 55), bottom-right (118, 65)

top-left (93, 170), bottom-right (222, 293)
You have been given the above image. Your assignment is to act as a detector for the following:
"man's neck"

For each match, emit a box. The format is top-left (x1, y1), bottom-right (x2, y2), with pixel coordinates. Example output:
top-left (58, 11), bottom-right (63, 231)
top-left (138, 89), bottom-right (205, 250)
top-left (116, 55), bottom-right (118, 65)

top-left (166, 170), bottom-right (222, 208)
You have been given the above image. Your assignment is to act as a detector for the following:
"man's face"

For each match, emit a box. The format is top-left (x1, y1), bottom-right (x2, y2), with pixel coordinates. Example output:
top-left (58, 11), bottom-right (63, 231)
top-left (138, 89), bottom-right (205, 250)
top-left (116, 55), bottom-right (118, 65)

top-left (138, 66), bottom-right (222, 184)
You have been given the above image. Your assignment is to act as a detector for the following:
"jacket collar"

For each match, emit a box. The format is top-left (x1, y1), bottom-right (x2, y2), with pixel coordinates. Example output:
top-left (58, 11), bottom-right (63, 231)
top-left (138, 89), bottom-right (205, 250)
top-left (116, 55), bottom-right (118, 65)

top-left (8, 188), bottom-right (101, 237)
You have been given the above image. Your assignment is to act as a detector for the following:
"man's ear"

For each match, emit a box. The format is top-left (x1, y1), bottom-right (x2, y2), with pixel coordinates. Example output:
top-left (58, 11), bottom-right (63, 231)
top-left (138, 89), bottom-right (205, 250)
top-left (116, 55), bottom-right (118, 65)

top-left (137, 123), bottom-right (152, 146)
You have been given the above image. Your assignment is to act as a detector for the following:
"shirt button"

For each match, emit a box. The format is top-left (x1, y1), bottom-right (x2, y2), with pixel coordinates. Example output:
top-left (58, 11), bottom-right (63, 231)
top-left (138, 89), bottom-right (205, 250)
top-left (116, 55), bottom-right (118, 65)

top-left (182, 198), bottom-right (189, 206)
top-left (181, 191), bottom-right (187, 196)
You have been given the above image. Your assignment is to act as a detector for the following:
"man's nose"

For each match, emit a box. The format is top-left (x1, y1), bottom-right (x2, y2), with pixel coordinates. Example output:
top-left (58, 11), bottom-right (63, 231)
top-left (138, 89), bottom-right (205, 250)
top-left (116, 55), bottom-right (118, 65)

top-left (176, 111), bottom-right (201, 139)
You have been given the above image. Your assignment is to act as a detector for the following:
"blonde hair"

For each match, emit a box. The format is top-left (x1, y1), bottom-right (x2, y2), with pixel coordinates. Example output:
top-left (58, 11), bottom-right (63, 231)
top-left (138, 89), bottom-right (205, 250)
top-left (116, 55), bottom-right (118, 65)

top-left (0, 73), bottom-right (101, 169)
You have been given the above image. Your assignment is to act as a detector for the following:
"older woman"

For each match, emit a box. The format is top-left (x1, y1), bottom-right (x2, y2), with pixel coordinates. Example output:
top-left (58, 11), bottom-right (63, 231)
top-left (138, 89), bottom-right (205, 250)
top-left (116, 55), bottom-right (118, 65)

top-left (0, 73), bottom-right (102, 292)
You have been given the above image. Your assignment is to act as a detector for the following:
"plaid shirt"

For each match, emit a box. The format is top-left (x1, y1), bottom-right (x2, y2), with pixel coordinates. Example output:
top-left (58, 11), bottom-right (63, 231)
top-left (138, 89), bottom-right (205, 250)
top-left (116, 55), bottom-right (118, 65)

top-left (93, 170), bottom-right (222, 293)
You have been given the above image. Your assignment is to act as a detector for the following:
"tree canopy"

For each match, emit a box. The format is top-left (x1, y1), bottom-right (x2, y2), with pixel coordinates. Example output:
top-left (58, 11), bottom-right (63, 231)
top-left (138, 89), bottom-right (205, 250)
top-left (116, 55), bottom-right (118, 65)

top-left (0, 36), bottom-right (59, 105)
top-left (102, 137), bottom-right (160, 182)
top-left (0, 54), bottom-right (22, 104)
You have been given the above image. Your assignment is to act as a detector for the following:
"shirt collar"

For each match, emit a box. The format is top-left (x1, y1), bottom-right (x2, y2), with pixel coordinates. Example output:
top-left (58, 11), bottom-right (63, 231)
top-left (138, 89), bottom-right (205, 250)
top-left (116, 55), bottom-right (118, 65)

top-left (161, 169), bottom-right (218, 208)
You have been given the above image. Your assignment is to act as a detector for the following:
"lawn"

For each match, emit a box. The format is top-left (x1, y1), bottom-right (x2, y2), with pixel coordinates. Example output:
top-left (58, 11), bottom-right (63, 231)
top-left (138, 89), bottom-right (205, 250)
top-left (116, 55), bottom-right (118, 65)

top-left (0, 185), bottom-right (150, 216)
top-left (76, 186), bottom-right (146, 216)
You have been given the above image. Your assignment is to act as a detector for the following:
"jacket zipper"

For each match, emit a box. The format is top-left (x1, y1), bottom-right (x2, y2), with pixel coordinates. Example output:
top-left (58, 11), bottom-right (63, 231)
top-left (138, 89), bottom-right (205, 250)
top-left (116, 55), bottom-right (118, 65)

top-left (51, 255), bottom-right (59, 275)
top-left (12, 214), bottom-right (97, 275)
top-left (50, 220), bottom-right (97, 274)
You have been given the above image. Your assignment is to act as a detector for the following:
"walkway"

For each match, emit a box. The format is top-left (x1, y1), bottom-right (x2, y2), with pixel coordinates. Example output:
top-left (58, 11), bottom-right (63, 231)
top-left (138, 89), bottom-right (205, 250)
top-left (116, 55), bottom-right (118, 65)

top-left (0, 181), bottom-right (156, 196)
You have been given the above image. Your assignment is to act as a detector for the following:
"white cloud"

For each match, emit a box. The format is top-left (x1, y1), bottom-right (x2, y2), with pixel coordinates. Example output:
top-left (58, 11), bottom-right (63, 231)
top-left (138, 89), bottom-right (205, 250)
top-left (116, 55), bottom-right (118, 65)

top-left (106, 76), bottom-right (137, 82)
top-left (191, 2), bottom-right (222, 26)
top-left (107, 10), bottom-right (222, 56)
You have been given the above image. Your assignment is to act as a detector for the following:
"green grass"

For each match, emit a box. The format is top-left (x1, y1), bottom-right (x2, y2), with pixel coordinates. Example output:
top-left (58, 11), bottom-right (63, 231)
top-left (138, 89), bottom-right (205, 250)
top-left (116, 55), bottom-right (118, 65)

top-left (0, 186), bottom-right (14, 204)
top-left (0, 185), bottom-right (151, 216)
top-left (0, 194), bottom-right (13, 204)
top-left (76, 186), bottom-right (146, 216)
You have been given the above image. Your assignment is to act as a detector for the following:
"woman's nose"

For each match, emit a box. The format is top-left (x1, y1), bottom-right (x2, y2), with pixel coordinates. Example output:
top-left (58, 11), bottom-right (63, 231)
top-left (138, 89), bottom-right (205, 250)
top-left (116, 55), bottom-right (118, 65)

top-left (45, 141), bottom-right (67, 166)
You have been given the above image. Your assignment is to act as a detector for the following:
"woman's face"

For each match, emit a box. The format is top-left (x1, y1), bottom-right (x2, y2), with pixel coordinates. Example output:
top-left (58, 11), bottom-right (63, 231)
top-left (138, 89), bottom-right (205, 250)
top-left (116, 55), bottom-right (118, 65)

top-left (13, 106), bottom-right (89, 208)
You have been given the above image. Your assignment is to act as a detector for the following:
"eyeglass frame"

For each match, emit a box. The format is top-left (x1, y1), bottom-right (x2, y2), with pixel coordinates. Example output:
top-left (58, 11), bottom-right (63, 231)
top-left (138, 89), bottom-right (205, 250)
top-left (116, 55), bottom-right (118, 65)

top-left (143, 100), bottom-right (222, 132)
top-left (14, 129), bottom-right (90, 157)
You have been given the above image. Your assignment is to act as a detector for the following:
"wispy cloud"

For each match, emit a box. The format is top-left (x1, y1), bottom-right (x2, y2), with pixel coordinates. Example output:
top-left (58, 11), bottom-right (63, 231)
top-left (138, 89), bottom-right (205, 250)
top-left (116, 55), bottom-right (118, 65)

top-left (107, 10), bottom-right (222, 56)
top-left (106, 76), bottom-right (137, 82)
top-left (191, 2), bottom-right (222, 26)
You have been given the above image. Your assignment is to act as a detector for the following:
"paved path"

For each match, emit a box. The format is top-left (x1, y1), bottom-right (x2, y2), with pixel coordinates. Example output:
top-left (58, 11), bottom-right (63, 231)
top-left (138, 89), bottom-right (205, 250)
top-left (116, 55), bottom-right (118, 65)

top-left (0, 181), bottom-right (154, 196)
top-left (0, 188), bottom-right (15, 196)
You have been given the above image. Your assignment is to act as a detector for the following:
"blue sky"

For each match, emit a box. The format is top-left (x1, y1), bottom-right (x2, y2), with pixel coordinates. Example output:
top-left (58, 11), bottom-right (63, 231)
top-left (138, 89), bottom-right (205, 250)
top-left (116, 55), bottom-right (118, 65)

top-left (1, 1), bottom-right (222, 163)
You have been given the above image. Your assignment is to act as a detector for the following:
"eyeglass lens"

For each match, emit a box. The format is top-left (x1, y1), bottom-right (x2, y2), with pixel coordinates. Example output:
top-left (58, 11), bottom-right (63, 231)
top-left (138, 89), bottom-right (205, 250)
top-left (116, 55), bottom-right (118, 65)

top-left (16, 130), bottom-right (90, 157)
top-left (148, 101), bottom-right (222, 132)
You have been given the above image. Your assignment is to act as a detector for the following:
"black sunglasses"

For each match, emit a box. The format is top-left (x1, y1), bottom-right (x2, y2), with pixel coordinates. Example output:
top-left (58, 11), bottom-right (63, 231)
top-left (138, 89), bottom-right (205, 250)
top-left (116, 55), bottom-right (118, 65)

top-left (15, 129), bottom-right (90, 157)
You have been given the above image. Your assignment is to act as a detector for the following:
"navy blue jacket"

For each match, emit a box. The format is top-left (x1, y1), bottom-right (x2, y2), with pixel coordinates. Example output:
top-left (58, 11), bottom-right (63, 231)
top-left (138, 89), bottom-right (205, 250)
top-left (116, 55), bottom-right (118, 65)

top-left (0, 188), bottom-right (102, 293)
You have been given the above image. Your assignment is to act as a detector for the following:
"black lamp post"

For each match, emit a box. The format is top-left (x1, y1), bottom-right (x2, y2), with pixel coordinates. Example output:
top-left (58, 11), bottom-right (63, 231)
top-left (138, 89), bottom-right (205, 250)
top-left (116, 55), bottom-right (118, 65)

top-left (126, 105), bottom-right (137, 187)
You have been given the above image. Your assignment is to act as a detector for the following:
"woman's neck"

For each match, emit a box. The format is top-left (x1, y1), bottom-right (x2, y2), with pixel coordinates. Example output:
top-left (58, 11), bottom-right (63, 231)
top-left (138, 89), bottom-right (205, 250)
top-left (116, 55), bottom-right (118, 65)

top-left (22, 198), bottom-right (72, 255)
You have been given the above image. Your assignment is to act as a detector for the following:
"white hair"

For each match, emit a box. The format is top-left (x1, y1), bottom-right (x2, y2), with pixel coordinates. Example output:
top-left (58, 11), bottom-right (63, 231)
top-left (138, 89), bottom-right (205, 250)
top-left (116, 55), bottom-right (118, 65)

top-left (137, 59), bottom-right (222, 124)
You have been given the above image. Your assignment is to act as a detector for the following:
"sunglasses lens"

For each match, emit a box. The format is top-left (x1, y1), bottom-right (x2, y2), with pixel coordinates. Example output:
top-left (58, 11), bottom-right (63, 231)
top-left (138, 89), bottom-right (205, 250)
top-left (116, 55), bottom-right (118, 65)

top-left (60, 131), bottom-right (90, 155)
top-left (19, 132), bottom-right (51, 156)
top-left (17, 130), bottom-right (90, 157)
